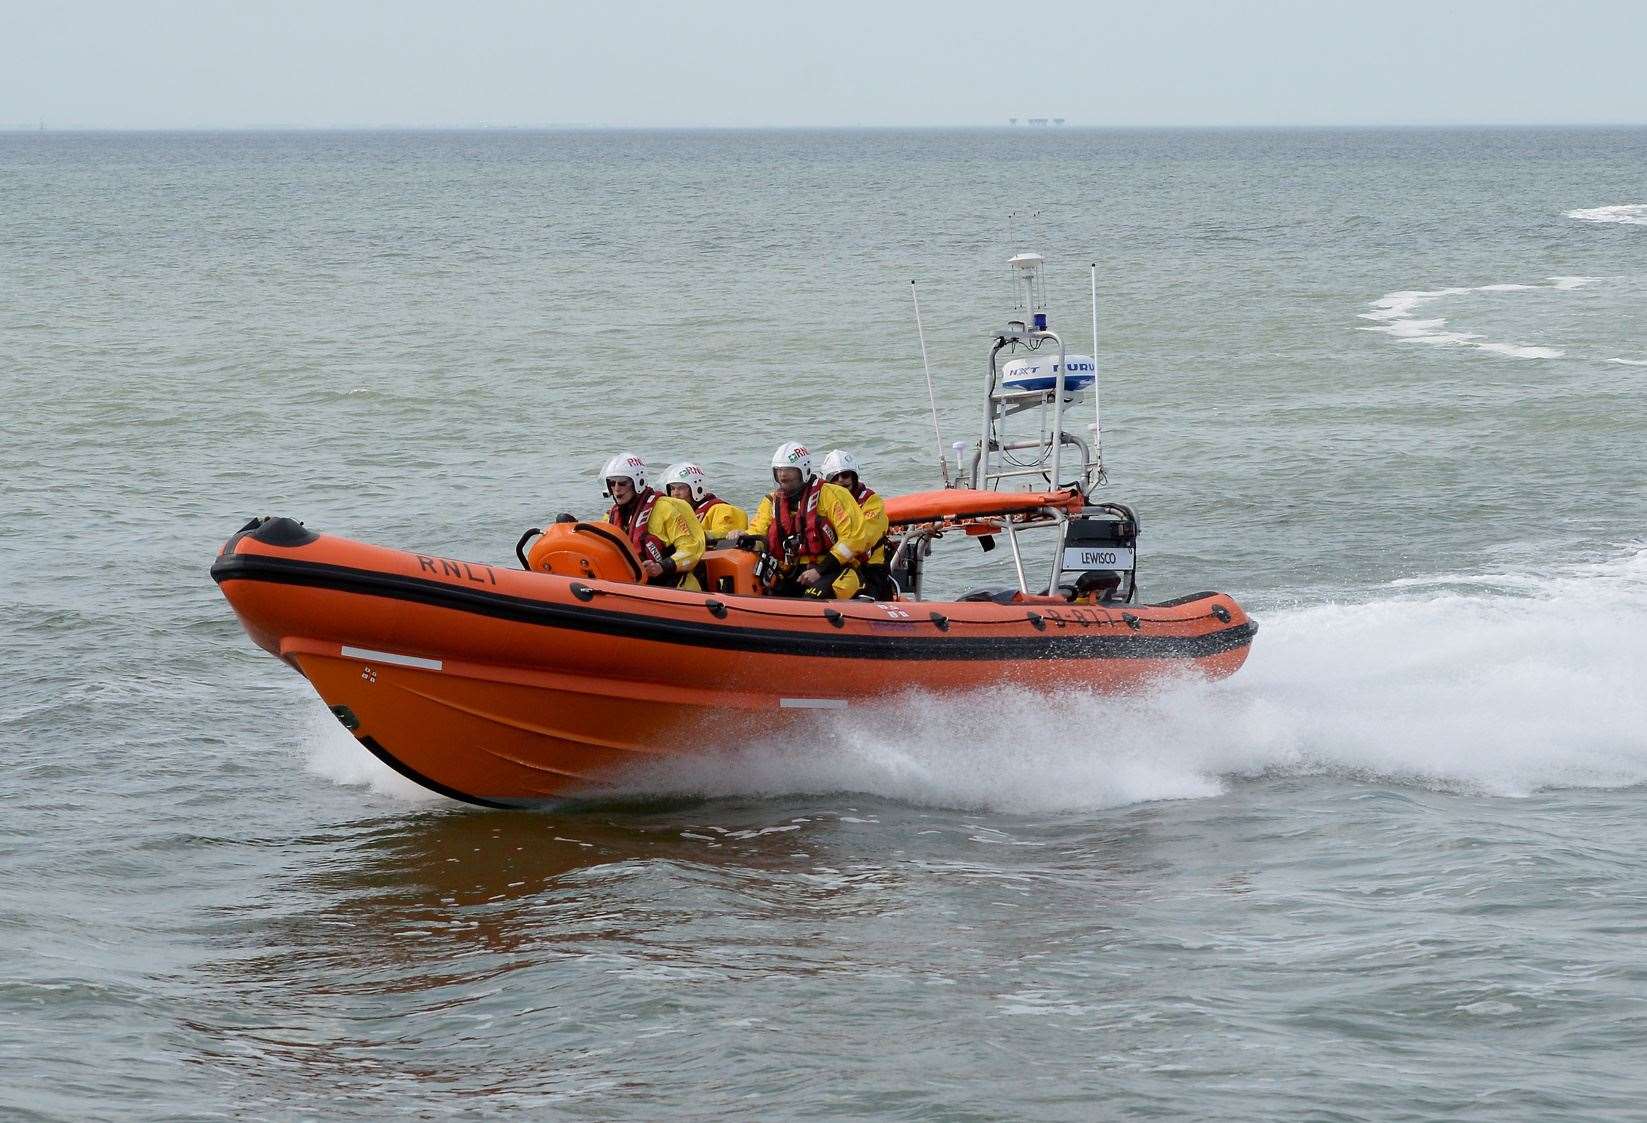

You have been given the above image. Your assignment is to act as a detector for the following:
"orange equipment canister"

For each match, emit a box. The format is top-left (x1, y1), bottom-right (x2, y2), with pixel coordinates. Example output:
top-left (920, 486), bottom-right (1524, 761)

top-left (525, 522), bottom-right (643, 583)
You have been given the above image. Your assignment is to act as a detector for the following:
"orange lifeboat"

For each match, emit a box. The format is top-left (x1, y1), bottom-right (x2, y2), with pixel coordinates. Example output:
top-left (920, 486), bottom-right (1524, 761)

top-left (216, 253), bottom-right (1260, 807)
top-left (213, 499), bottom-right (1257, 808)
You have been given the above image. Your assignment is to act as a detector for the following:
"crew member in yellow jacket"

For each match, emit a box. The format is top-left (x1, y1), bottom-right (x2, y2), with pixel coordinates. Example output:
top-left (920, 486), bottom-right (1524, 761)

top-left (597, 452), bottom-right (706, 591)
top-left (742, 442), bottom-right (870, 600)
top-left (661, 462), bottom-right (749, 543)
top-left (820, 448), bottom-right (894, 600)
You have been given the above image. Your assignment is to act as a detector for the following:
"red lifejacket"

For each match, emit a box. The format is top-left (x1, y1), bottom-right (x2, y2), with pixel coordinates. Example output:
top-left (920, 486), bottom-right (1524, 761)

top-left (847, 482), bottom-right (877, 507)
top-left (765, 478), bottom-right (837, 560)
top-left (694, 494), bottom-right (728, 521)
top-left (607, 488), bottom-right (670, 572)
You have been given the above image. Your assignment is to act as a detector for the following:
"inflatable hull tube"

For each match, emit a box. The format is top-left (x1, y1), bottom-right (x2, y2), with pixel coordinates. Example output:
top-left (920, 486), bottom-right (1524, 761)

top-left (213, 518), bottom-right (1256, 806)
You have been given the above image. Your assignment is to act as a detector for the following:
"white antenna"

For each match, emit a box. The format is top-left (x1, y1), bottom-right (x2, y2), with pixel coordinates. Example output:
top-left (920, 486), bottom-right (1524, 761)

top-left (1090, 262), bottom-right (1103, 480)
top-left (911, 281), bottom-right (951, 487)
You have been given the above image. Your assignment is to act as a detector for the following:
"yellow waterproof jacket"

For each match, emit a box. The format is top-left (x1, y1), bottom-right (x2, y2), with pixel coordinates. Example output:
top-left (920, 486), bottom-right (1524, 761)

top-left (606, 491), bottom-right (706, 591)
top-left (748, 480), bottom-right (870, 598)
top-left (849, 485), bottom-right (890, 566)
top-left (695, 497), bottom-right (749, 541)
top-left (649, 495), bottom-right (707, 586)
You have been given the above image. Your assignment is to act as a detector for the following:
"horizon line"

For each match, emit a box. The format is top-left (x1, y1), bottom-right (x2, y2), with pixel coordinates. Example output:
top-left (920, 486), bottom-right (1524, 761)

top-left (5, 121), bottom-right (1647, 133)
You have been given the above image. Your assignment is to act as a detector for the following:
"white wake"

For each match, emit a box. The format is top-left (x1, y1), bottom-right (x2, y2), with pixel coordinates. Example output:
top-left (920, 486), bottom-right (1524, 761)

top-left (1567, 204), bottom-right (1647, 227)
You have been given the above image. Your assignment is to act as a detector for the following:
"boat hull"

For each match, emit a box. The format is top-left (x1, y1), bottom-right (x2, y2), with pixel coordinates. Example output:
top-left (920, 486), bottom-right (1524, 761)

top-left (213, 520), bottom-right (1256, 806)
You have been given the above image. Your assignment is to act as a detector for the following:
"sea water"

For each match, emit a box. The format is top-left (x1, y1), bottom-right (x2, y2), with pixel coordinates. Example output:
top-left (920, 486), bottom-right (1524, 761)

top-left (3, 127), bottom-right (1646, 1120)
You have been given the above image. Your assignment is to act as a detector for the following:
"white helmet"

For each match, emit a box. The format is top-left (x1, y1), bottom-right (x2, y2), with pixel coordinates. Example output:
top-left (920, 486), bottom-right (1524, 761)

top-left (819, 449), bottom-right (859, 480)
top-left (771, 441), bottom-right (813, 479)
top-left (661, 461), bottom-right (707, 502)
top-left (600, 452), bottom-right (648, 496)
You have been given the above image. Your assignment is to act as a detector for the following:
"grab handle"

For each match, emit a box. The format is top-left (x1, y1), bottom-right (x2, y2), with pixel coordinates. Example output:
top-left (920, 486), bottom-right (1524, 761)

top-left (515, 528), bottom-right (541, 570)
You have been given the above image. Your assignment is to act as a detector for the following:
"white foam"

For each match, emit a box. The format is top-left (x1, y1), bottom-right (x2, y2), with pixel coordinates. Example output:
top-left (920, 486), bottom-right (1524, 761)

top-left (620, 547), bottom-right (1647, 812)
top-left (1567, 204), bottom-right (1647, 226)
top-left (1358, 276), bottom-right (1592, 359)
top-left (1607, 358), bottom-right (1647, 367)
top-left (1476, 341), bottom-right (1564, 359)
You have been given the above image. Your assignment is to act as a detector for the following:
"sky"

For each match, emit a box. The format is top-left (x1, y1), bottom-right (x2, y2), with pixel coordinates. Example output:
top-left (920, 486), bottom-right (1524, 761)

top-left (4, 0), bottom-right (1645, 129)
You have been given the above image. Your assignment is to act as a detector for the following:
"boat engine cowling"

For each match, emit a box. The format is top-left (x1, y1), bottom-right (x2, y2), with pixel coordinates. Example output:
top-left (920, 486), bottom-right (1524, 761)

top-left (1057, 506), bottom-right (1139, 604)
top-left (525, 522), bottom-right (644, 584)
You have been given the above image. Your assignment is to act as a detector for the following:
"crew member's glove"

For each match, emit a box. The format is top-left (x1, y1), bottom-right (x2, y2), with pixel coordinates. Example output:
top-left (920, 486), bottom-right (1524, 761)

top-left (728, 533), bottom-right (758, 551)
top-left (800, 554), bottom-right (841, 591)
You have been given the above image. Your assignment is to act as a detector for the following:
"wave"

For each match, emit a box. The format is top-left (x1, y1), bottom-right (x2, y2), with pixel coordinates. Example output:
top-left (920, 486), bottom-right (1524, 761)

top-left (1358, 277), bottom-right (1592, 359)
top-left (1567, 204), bottom-right (1647, 226)
top-left (1607, 358), bottom-right (1647, 367)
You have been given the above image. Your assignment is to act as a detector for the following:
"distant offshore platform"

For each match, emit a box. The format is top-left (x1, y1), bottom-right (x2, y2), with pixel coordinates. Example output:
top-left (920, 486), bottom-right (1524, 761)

top-left (1009, 117), bottom-right (1066, 126)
